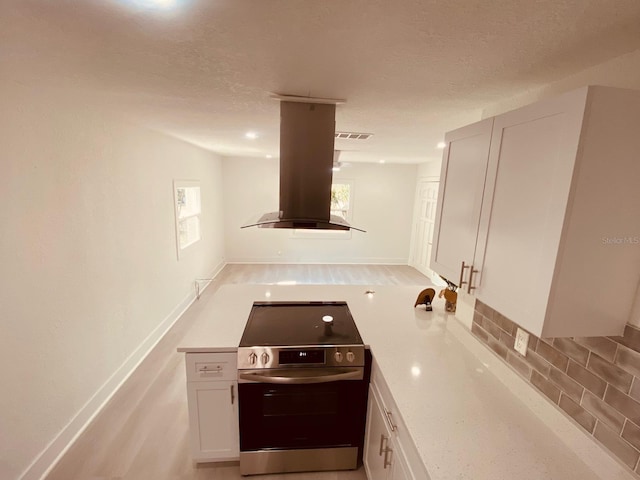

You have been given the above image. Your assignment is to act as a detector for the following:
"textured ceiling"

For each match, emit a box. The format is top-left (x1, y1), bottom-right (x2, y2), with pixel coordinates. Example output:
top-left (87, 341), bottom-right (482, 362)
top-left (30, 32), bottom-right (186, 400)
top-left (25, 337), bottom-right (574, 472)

top-left (2, 0), bottom-right (640, 163)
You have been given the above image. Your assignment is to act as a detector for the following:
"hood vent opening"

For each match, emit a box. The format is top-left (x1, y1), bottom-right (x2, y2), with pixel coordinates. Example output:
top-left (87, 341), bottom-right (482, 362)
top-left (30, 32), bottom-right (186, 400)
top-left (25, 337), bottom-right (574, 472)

top-left (332, 150), bottom-right (342, 172)
top-left (335, 131), bottom-right (373, 140)
top-left (241, 97), bottom-right (365, 232)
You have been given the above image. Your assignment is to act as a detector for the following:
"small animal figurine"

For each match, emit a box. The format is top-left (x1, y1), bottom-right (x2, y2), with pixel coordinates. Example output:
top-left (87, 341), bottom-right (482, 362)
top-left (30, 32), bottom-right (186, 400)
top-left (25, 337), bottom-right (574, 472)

top-left (437, 275), bottom-right (459, 312)
top-left (439, 288), bottom-right (458, 312)
top-left (414, 288), bottom-right (436, 311)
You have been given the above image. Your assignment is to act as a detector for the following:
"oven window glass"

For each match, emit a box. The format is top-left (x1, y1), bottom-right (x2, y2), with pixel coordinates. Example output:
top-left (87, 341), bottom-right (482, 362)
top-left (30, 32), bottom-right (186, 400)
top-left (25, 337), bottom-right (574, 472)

top-left (239, 381), bottom-right (367, 451)
top-left (263, 389), bottom-right (338, 417)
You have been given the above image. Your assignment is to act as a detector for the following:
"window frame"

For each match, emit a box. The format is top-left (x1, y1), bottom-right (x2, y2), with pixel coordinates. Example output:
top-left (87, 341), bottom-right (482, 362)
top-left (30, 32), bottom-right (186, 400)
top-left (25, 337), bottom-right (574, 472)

top-left (329, 179), bottom-right (355, 223)
top-left (291, 179), bottom-right (355, 239)
top-left (173, 180), bottom-right (202, 258)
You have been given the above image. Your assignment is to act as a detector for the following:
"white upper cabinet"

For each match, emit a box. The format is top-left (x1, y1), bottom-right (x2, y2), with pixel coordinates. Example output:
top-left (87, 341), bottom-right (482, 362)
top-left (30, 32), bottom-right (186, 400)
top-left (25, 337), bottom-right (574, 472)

top-left (430, 118), bottom-right (493, 286)
top-left (432, 86), bottom-right (640, 338)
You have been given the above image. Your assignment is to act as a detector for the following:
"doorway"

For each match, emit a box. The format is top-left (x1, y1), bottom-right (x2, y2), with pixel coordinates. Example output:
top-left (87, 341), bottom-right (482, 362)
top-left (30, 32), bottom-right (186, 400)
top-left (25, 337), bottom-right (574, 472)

top-left (410, 180), bottom-right (439, 281)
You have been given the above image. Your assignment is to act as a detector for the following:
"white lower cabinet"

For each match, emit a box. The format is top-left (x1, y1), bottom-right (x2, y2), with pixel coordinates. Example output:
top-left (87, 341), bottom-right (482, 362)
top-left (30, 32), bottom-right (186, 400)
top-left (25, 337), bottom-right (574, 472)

top-left (365, 385), bottom-right (410, 480)
top-left (365, 360), bottom-right (428, 480)
top-left (185, 352), bottom-right (239, 462)
top-left (391, 453), bottom-right (411, 480)
top-left (365, 385), bottom-right (393, 480)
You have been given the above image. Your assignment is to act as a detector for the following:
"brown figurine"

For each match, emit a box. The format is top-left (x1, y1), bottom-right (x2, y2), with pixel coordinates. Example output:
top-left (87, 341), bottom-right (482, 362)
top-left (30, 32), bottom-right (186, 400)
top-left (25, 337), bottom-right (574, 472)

top-left (414, 288), bottom-right (436, 311)
top-left (439, 288), bottom-right (458, 312)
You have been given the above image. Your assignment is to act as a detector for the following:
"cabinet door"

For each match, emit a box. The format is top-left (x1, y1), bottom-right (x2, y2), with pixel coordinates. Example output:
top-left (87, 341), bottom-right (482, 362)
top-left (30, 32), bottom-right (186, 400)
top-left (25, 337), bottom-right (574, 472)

top-left (364, 385), bottom-right (392, 480)
top-left (430, 118), bottom-right (493, 285)
top-left (474, 89), bottom-right (588, 335)
top-left (187, 380), bottom-right (239, 461)
top-left (390, 448), bottom-right (411, 480)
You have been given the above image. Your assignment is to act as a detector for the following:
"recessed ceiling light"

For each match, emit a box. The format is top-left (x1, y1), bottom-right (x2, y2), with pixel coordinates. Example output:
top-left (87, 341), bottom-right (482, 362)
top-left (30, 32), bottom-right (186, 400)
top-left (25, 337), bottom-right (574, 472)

top-left (266, 154), bottom-right (273, 159)
top-left (332, 166), bottom-right (341, 172)
top-left (245, 132), bottom-right (258, 140)
top-left (379, 159), bottom-right (386, 164)
top-left (154, 0), bottom-right (177, 7)
top-left (125, 0), bottom-right (180, 10)
top-left (437, 141), bottom-right (446, 149)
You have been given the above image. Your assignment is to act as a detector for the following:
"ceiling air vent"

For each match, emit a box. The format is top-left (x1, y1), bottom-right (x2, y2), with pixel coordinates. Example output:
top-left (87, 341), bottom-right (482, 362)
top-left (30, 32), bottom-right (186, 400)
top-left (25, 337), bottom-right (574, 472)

top-left (335, 131), bottom-right (373, 140)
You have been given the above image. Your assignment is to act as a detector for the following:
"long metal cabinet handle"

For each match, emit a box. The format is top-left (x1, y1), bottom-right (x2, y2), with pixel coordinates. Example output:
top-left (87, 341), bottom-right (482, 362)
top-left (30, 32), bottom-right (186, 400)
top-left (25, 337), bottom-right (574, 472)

top-left (379, 434), bottom-right (388, 456)
top-left (383, 446), bottom-right (393, 469)
top-left (383, 408), bottom-right (397, 432)
top-left (467, 266), bottom-right (479, 294)
top-left (230, 384), bottom-right (235, 405)
top-left (238, 368), bottom-right (363, 384)
top-left (458, 261), bottom-right (469, 287)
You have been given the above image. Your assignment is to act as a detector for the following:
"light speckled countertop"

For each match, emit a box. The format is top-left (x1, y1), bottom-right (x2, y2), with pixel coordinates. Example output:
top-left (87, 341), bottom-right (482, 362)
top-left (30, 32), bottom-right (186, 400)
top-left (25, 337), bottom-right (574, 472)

top-left (177, 284), bottom-right (634, 480)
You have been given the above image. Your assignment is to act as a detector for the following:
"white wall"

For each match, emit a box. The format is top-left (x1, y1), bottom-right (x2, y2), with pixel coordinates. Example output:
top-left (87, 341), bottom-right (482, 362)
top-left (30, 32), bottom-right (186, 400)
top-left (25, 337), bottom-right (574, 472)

top-left (0, 81), bottom-right (225, 480)
top-left (222, 157), bottom-right (418, 264)
top-left (480, 48), bottom-right (640, 328)
top-left (416, 160), bottom-right (442, 179)
top-left (482, 49), bottom-right (640, 117)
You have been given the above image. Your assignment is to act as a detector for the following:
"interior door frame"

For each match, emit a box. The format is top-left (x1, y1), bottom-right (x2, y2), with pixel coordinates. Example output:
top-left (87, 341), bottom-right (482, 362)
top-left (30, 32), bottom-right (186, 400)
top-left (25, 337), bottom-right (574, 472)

top-left (409, 176), bottom-right (440, 281)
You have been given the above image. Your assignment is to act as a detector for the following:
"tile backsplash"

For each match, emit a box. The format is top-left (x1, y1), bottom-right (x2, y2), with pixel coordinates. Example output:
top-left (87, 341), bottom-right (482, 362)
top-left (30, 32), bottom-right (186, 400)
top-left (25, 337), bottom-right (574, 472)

top-left (472, 300), bottom-right (640, 475)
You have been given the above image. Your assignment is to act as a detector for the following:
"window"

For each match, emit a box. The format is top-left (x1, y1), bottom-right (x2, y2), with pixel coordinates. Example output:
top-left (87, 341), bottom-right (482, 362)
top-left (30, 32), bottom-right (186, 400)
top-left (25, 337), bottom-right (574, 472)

top-left (330, 182), bottom-right (353, 221)
top-left (292, 180), bottom-right (354, 239)
top-left (174, 180), bottom-right (201, 257)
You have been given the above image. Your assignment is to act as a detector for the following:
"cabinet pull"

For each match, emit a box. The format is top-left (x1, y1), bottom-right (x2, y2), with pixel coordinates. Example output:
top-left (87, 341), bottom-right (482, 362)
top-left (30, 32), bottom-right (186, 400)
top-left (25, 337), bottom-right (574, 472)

top-left (467, 266), bottom-right (479, 294)
top-left (198, 365), bottom-right (222, 373)
top-left (458, 261), bottom-right (469, 287)
top-left (230, 384), bottom-right (235, 405)
top-left (384, 408), bottom-right (397, 432)
top-left (379, 434), bottom-right (388, 456)
top-left (383, 446), bottom-right (393, 469)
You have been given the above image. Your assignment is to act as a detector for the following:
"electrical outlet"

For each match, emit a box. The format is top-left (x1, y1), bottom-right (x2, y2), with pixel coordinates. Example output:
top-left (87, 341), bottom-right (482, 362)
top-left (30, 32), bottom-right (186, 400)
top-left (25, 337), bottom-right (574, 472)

top-left (514, 328), bottom-right (529, 356)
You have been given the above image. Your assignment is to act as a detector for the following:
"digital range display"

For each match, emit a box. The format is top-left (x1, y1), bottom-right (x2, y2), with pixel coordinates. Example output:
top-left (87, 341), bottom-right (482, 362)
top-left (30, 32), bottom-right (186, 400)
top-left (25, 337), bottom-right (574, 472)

top-left (279, 349), bottom-right (325, 365)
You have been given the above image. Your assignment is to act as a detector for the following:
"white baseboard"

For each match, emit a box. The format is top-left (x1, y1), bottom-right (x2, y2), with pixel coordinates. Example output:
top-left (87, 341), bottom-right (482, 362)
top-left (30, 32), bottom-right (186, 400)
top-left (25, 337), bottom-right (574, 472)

top-left (226, 258), bottom-right (409, 265)
top-left (19, 262), bottom-right (225, 480)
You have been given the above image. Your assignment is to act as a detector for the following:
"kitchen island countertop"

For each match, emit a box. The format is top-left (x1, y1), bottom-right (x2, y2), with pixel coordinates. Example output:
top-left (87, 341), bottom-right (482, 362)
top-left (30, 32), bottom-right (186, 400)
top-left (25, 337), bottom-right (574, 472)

top-left (177, 284), bottom-right (633, 480)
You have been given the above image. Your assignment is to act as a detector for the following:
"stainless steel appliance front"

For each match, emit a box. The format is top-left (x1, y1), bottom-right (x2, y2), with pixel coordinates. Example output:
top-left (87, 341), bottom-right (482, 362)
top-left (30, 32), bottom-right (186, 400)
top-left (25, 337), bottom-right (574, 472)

top-left (237, 301), bottom-right (369, 476)
top-left (237, 345), bottom-right (366, 370)
top-left (237, 370), bottom-right (368, 476)
top-left (240, 447), bottom-right (358, 476)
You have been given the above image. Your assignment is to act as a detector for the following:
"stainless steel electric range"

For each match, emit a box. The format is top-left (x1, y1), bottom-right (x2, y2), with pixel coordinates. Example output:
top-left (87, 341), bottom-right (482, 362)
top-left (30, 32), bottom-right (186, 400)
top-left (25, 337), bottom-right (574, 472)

top-left (237, 301), bottom-right (371, 476)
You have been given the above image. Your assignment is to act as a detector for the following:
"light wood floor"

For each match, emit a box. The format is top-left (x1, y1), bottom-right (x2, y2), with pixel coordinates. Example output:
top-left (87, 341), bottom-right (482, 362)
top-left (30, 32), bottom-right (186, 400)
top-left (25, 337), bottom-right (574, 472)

top-left (46, 264), bottom-right (432, 480)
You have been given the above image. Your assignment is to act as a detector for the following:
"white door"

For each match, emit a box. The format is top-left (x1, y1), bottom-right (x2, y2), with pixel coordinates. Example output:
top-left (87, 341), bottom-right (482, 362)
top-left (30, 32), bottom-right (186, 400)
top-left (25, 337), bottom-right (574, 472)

top-left (411, 181), bottom-right (439, 280)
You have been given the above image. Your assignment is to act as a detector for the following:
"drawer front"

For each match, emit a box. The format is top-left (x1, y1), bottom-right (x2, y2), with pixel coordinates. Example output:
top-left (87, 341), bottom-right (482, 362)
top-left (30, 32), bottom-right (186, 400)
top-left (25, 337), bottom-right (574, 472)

top-left (186, 352), bottom-right (237, 382)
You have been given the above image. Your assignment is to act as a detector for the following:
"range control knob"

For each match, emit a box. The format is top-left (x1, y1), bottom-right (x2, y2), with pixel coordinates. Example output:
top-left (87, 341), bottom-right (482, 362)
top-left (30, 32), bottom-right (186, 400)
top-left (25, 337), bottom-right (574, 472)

top-left (248, 352), bottom-right (258, 365)
top-left (334, 351), bottom-right (344, 363)
top-left (261, 352), bottom-right (270, 365)
top-left (346, 351), bottom-right (355, 363)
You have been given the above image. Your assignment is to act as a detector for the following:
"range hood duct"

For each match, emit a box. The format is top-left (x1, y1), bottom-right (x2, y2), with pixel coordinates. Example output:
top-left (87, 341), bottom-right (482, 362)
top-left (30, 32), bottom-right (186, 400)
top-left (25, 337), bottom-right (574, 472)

top-left (242, 99), bottom-right (365, 232)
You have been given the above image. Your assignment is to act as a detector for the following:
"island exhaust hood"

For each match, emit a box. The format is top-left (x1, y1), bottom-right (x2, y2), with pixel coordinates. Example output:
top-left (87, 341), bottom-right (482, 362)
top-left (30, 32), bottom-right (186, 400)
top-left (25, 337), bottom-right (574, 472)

top-left (241, 96), bottom-right (365, 232)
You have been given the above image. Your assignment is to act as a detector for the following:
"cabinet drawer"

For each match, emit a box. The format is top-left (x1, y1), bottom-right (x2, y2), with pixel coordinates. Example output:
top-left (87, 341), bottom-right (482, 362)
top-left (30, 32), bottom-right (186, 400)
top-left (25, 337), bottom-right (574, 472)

top-left (186, 352), bottom-right (237, 382)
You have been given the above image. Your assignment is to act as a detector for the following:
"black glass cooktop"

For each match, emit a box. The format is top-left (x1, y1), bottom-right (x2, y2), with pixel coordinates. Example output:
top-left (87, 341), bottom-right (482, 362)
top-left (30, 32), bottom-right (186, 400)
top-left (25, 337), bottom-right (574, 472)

top-left (239, 301), bottom-right (363, 347)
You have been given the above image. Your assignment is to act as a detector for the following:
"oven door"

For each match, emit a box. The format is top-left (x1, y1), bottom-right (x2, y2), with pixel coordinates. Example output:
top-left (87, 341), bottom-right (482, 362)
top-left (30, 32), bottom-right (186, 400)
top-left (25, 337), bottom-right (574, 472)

top-left (238, 368), bottom-right (368, 452)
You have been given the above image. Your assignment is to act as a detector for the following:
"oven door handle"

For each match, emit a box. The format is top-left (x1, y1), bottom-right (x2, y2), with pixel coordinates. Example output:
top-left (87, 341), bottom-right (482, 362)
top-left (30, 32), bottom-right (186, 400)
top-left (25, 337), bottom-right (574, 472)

top-left (238, 368), bottom-right (363, 384)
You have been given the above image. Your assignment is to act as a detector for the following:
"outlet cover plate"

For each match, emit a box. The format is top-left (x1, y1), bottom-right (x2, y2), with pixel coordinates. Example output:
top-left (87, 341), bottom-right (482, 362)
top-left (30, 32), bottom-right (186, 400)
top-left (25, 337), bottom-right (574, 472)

top-left (514, 328), bottom-right (529, 356)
